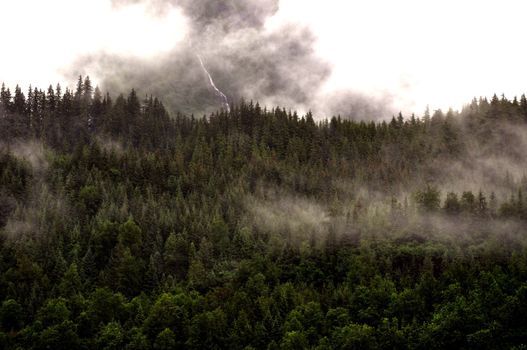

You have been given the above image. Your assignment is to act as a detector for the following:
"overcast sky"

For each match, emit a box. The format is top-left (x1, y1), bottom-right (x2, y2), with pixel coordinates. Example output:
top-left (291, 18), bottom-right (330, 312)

top-left (1, 0), bottom-right (527, 116)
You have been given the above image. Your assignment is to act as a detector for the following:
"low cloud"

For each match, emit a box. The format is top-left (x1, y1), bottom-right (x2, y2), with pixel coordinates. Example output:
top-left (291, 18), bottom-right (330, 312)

top-left (70, 0), bottom-right (396, 119)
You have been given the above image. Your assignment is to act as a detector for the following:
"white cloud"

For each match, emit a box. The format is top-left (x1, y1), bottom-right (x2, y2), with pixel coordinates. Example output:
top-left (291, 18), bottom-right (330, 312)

top-left (0, 0), bottom-right (187, 89)
top-left (1, 0), bottom-right (527, 115)
top-left (272, 0), bottom-right (527, 113)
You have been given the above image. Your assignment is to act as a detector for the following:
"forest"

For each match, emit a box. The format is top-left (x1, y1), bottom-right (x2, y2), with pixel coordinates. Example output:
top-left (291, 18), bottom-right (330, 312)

top-left (1, 76), bottom-right (527, 349)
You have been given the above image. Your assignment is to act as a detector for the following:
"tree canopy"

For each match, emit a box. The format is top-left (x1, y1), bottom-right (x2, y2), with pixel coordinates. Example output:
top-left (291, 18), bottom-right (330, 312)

top-left (1, 77), bottom-right (527, 348)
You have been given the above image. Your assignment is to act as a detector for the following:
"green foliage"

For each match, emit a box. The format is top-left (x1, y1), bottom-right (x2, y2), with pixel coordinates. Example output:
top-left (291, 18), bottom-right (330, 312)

top-left (36, 320), bottom-right (80, 350)
top-left (78, 185), bottom-right (102, 217)
top-left (58, 263), bottom-right (82, 297)
top-left (125, 327), bottom-right (150, 350)
top-left (153, 328), bottom-right (176, 350)
top-left (37, 298), bottom-right (70, 328)
top-left (0, 299), bottom-right (24, 332)
top-left (187, 308), bottom-right (228, 349)
top-left (331, 323), bottom-right (377, 349)
top-left (163, 232), bottom-right (189, 280)
top-left (443, 192), bottom-right (461, 215)
top-left (96, 321), bottom-right (125, 350)
top-left (1, 79), bottom-right (527, 348)
top-left (415, 186), bottom-right (441, 212)
top-left (143, 293), bottom-right (192, 344)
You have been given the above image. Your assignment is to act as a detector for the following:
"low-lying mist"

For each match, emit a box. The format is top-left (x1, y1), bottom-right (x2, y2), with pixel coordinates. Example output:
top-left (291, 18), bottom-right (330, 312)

top-left (242, 175), bottom-right (527, 255)
top-left (0, 141), bottom-right (70, 243)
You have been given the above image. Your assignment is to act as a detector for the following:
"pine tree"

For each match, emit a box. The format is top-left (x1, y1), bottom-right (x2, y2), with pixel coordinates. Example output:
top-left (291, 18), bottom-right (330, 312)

top-left (443, 192), bottom-right (461, 215)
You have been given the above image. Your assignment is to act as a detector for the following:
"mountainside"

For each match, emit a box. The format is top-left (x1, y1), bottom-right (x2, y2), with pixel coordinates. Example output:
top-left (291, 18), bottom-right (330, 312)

top-left (1, 78), bottom-right (527, 349)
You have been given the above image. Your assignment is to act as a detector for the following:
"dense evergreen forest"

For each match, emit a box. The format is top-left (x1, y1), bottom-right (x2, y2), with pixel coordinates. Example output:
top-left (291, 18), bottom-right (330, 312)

top-left (1, 77), bottom-right (527, 349)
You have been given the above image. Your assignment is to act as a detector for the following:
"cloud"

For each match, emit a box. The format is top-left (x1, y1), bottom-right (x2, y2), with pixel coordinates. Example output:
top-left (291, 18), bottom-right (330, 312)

top-left (71, 0), bottom-right (395, 119)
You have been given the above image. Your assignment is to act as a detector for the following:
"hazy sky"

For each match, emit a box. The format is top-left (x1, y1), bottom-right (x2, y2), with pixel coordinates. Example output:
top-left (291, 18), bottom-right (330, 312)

top-left (1, 0), bottom-right (527, 116)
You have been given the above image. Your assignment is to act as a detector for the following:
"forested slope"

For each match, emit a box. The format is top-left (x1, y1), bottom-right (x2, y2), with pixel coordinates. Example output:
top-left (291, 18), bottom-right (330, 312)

top-left (1, 77), bottom-right (527, 349)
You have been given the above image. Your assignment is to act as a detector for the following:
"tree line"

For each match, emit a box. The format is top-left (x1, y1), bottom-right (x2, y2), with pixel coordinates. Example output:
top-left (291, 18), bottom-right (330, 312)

top-left (1, 77), bottom-right (527, 348)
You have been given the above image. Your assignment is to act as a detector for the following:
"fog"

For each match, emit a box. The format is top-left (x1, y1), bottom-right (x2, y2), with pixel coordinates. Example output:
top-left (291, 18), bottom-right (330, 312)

top-left (3, 1), bottom-right (527, 118)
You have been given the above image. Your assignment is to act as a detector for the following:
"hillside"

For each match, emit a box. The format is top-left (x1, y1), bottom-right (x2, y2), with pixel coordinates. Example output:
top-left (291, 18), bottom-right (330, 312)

top-left (1, 78), bottom-right (527, 349)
